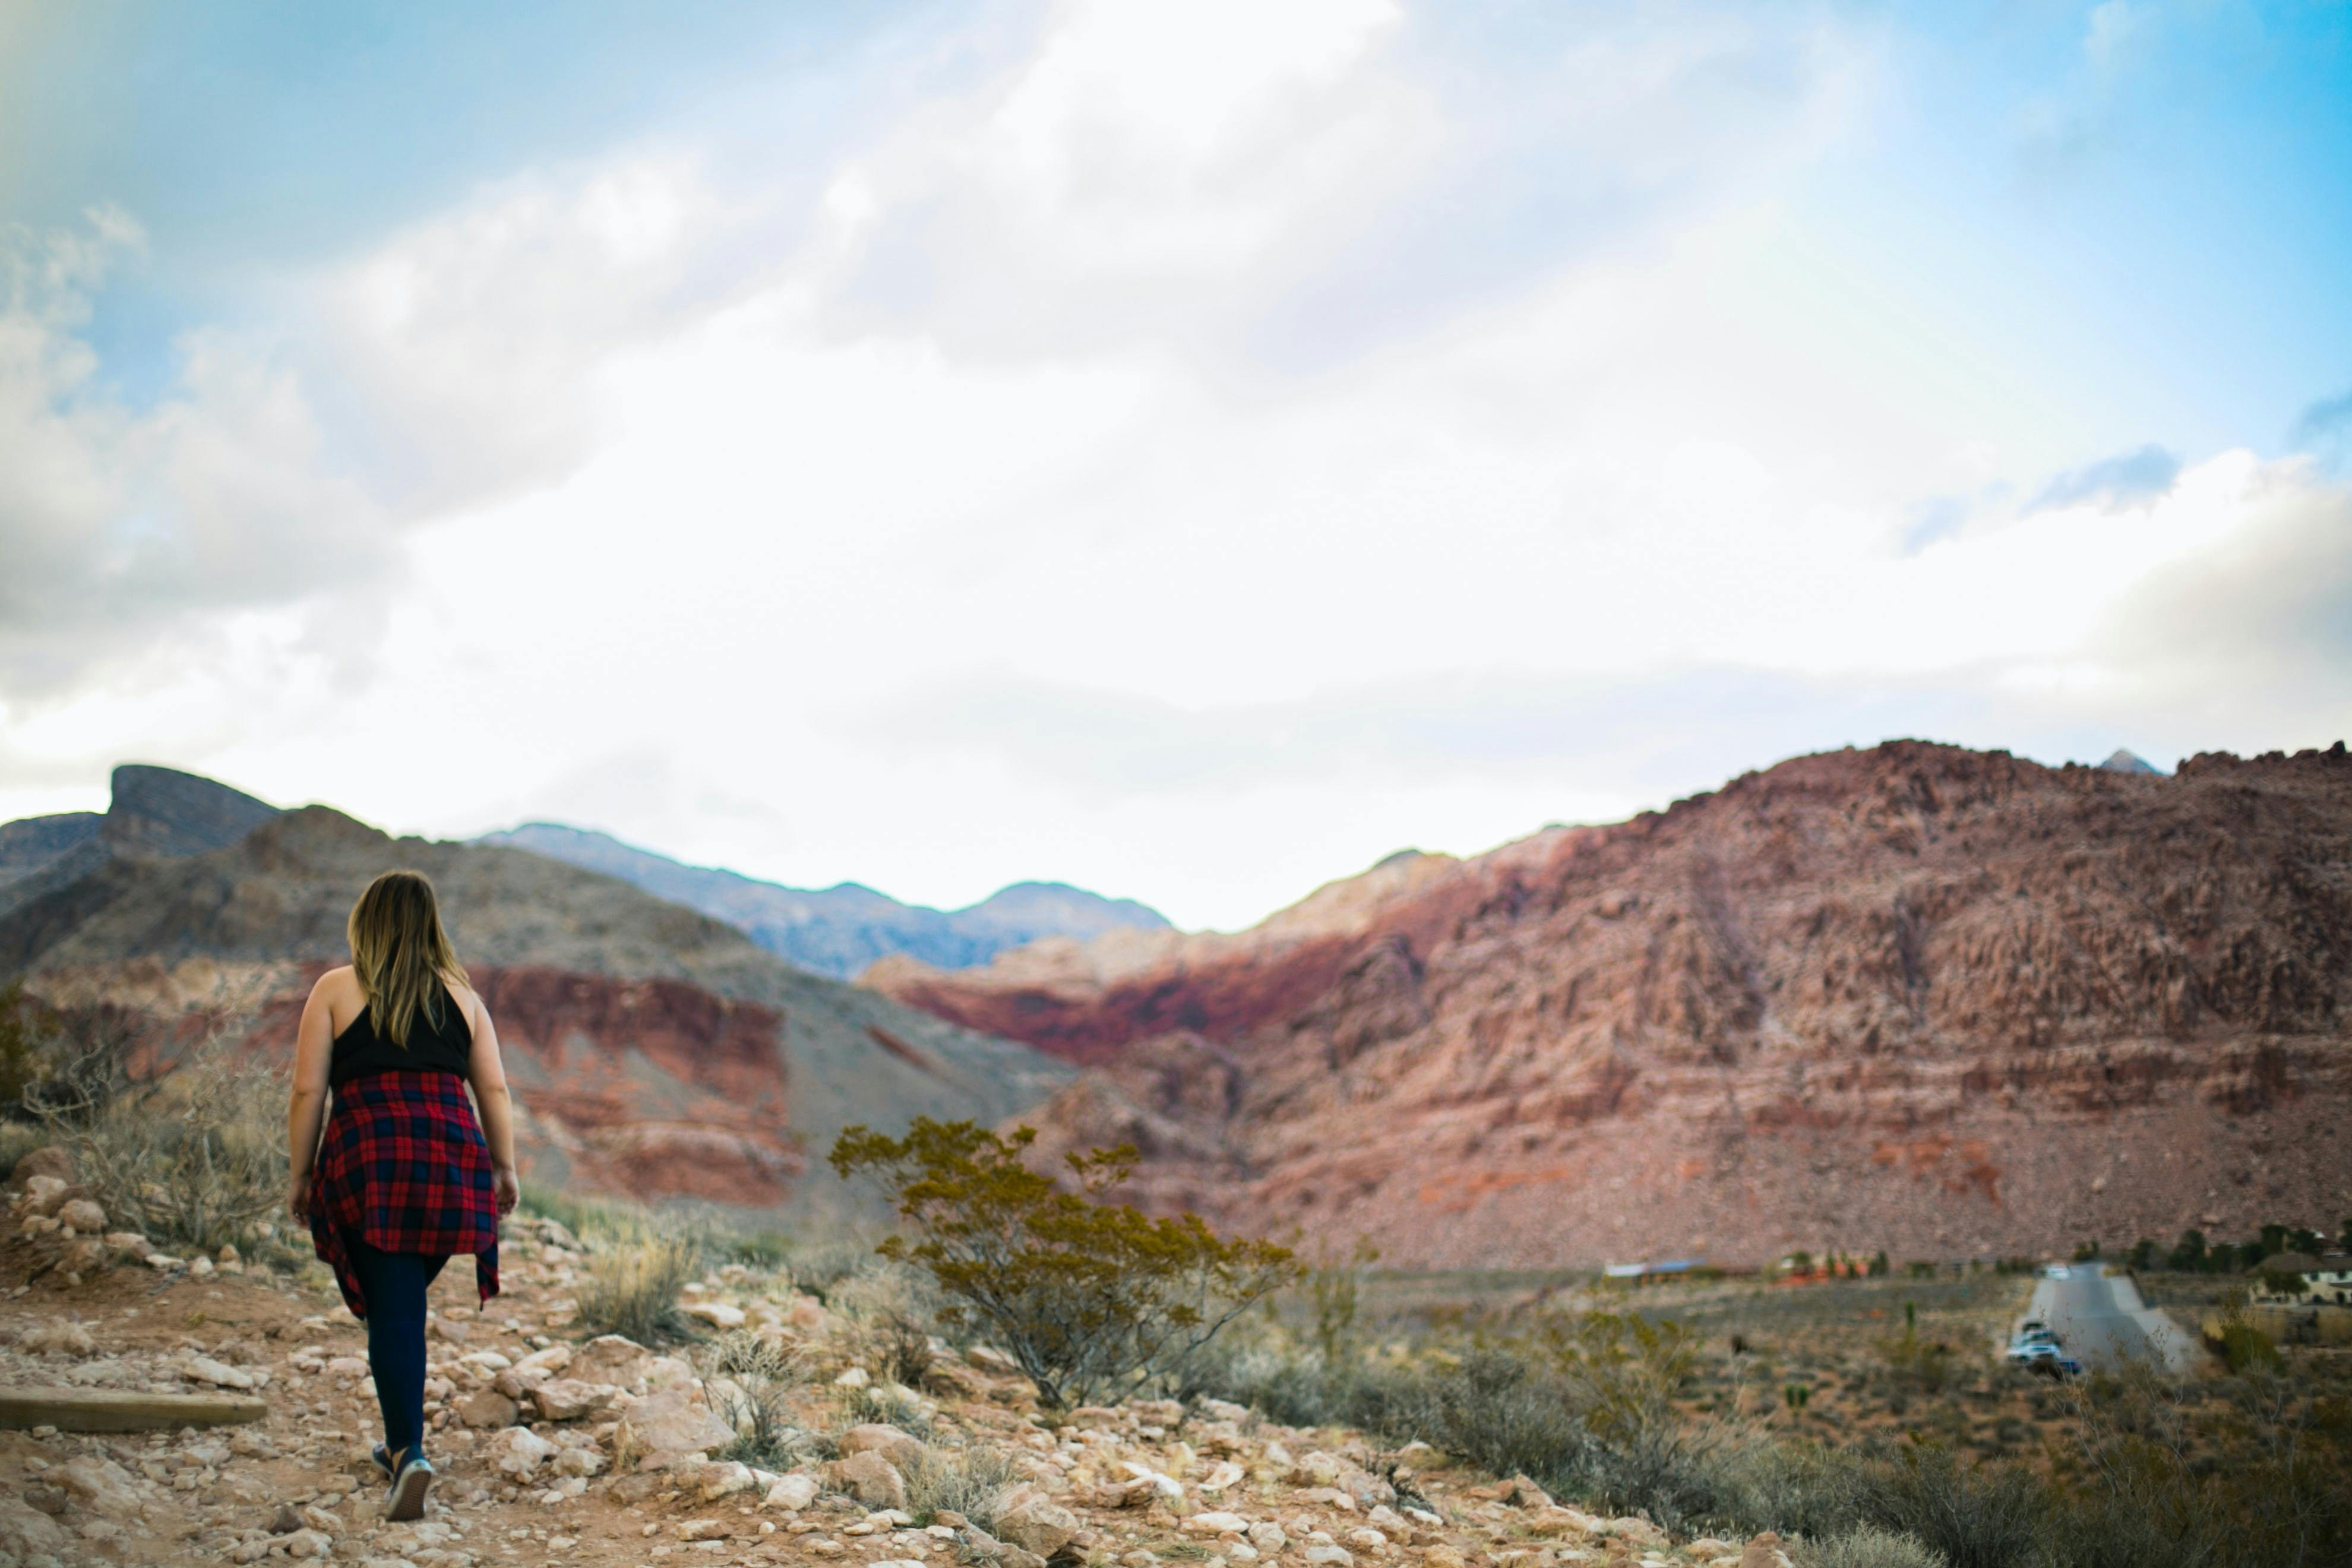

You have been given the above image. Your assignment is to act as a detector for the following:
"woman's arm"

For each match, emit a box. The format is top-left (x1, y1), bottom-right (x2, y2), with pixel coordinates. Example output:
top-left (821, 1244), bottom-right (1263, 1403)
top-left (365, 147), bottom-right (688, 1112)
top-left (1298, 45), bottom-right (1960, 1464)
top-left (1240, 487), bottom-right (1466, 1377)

top-left (284, 975), bottom-right (336, 1221)
top-left (462, 982), bottom-right (521, 1216)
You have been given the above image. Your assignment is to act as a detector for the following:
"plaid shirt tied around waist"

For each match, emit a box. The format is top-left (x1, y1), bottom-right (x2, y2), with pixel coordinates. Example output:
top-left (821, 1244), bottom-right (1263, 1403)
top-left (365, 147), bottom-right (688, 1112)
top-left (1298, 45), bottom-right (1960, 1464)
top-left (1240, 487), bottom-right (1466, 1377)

top-left (308, 1068), bottom-right (501, 1319)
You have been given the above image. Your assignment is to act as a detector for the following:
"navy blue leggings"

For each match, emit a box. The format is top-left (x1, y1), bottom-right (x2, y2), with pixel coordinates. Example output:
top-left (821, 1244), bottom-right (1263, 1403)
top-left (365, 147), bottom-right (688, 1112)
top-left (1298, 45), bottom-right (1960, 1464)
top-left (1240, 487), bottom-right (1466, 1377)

top-left (348, 1238), bottom-right (449, 1459)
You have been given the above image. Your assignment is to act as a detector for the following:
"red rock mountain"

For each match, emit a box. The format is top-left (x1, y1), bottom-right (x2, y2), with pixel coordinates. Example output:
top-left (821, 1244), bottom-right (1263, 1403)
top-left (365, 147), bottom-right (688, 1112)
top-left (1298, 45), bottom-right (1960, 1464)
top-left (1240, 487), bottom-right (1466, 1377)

top-left (2, 771), bottom-right (1072, 1214)
top-left (865, 742), bottom-right (2352, 1267)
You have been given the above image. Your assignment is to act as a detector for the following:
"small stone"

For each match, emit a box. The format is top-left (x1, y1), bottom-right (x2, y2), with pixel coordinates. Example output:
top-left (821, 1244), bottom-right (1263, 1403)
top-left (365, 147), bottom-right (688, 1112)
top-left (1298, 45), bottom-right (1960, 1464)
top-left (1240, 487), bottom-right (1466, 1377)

top-left (189, 1256), bottom-right (216, 1277)
top-left (10, 1146), bottom-right (73, 1184)
top-left (528, 1378), bottom-right (618, 1422)
top-left (491, 1425), bottom-right (559, 1480)
top-left (828, 1451), bottom-right (909, 1512)
top-left (764, 1472), bottom-right (822, 1512)
top-left (54, 1455), bottom-right (144, 1516)
top-left (1345, 1529), bottom-right (1387, 1553)
top-left (1303, 1547), bottom-right (1355, 1567)
top-left (56, 1198), bottom-right (107, 1232)
top-left (284, 1526), bottom-right (335, 1557)
top-left (699, 1461), bottom-right (757, 1500)
top-left (1185, 1512), bottom-right (1250, 1535)
top-left (184, 1354), bottom-right (257, 1389)
top-left (21, 1320), bottom-right (96, 1356)
top-left (839, 1423), bottom-right (928, 1469)
top-left (834, 1367), bottom-right (871, 1389)
top-left (678, 1519), bottom-right (731, 1541)
top-left (995, 1487), bottom-right (1081, 1557)
top-left (570, 1333), bottom-right (651, 1383)
top-left (1247, 1523), bottom-right (1289, 1553)
top-left (685, 1300), bottom-right (747, 1329)
top-left (453, 1386), bottom-right (519, 1428)
top-left (617, 1387), bottom-right (737, 1462)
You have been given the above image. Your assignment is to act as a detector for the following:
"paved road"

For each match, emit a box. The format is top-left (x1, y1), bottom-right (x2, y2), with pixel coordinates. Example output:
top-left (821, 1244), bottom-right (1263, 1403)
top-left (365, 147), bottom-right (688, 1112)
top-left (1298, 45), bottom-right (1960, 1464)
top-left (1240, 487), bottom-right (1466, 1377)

top-left (2020, 1266), bottom-right (2200, 1373)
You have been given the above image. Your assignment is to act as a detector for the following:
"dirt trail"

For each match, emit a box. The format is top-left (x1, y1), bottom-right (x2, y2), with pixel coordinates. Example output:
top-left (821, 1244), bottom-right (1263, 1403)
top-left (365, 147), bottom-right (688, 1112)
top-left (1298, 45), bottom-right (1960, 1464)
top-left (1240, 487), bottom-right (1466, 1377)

top-left (0, 1190), bottom-right (1794, 1568)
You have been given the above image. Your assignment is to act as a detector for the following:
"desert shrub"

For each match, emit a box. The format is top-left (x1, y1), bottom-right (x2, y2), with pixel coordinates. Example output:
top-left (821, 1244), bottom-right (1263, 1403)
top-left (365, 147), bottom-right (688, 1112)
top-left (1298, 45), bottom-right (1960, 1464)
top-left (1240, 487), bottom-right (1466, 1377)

top-left (0, 1121), bottom-right (46, 1180)
top-left (705, 1328), bottom-right (813, 1468)
top-left (830, 1118), bottom-right (1299, 1409)
top-left (576, 1234), bottom-right (698, 1344)
top-left (1298, 1239), bottom-right (1380, 1367)
top-left (787, 1238), bottom-right (881, 1304)
top-left (726, 1228), bottom-right (792, 1269)
top-left (2044, 1365), bottom-right (2352, 1568)
top-left (1847, 1447), bottom-right (2044, 1568)
top-left (872, 1308), bottom-right (935, 1387)
top-left (47, 1044), bottom-right (286, 1254)
top-left (2210, 1319), bottom-right (2283, 1375)
top-left (1793, 1525), bottom-right (1944, 1568)
top-left (1878, 1324), bottom-right (1956, 1395)
top-left (1199, 1336), bottom-right (1738, 1533)
top-left (903, 1444), bottom-right (1022, 1530)
top-left (518, 1184), bottom-right (655, 1246)
top-left (839, 1379), bottom-right (936, 1437)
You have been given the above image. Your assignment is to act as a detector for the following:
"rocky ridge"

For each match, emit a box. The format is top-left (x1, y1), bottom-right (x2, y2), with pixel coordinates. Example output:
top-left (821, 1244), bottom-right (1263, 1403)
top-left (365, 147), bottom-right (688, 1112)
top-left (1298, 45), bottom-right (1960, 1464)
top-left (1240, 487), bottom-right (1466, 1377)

top-left (1, 779), bottom-right (1072, 1215)
top-left (0, 1157), bottom-right (1801, 1568)
top-left (477, 824), bottom-right (1171, 981)
top-left (866, 742), bottom-right (2352, 1267)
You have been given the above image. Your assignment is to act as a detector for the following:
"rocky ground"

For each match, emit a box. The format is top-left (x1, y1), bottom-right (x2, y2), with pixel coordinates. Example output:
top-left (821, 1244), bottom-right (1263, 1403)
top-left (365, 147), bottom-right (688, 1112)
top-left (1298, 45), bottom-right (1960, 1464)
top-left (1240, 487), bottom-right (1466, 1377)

top-left (0, 1169), bottom-right (1804, 1568)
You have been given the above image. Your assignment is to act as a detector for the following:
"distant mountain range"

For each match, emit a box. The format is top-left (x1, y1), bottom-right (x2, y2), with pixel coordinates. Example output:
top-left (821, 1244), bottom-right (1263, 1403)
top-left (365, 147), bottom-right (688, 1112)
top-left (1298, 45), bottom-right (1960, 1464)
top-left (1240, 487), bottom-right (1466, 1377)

top-left (474, 822), bottom-right (1171, 979)
top-left (0, 766), bottom-right (1072, 1215)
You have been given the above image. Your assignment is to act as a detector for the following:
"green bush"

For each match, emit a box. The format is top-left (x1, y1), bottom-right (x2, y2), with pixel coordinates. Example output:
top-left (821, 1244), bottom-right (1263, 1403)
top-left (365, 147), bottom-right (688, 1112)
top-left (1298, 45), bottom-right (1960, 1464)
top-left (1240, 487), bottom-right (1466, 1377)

top-left (829, 1118), bottom-right (1298, 1409)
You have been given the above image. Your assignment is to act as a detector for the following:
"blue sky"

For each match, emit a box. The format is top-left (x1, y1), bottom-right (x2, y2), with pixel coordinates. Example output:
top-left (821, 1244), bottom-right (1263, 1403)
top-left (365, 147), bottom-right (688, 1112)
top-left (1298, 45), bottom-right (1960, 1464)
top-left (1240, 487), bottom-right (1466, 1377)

top-left (2, 1), bottom-right (2349, 929)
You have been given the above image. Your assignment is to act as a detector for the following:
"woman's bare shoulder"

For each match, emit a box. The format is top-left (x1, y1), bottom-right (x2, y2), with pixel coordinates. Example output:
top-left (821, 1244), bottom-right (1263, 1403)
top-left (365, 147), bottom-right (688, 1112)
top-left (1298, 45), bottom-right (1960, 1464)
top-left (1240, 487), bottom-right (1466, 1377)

top-left (445, 973), bottom-right (488, 1023)
top-left (309, 965), bottom-right (359, 998)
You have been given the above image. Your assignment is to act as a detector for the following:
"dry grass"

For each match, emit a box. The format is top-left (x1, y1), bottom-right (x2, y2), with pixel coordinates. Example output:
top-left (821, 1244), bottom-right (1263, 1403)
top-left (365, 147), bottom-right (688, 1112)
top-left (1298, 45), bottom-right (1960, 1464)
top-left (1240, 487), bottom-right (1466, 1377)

top-left (574, 1235), bottom-right (698, 1345)
top-left (1793, 1526), bottom-right (1944, 1568)
top-left (54, 1047), bottom-right (286, 1254)
top-left (705, 1329), bottom-right (816, 1469)
top-left (902, 1444), bottom-right (1022, 1531)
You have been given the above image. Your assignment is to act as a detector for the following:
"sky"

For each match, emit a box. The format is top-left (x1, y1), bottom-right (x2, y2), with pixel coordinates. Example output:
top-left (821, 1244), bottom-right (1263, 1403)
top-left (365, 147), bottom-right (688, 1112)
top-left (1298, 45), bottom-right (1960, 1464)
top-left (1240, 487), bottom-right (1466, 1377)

top-left (2, 0), bottom-right (2350, 932)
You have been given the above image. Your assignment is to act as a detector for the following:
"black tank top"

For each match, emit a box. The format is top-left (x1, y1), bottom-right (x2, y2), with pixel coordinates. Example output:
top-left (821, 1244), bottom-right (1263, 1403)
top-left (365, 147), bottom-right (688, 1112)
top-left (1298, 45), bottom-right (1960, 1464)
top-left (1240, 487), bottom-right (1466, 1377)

top-left (330, 981), bottom-right (475, 1088)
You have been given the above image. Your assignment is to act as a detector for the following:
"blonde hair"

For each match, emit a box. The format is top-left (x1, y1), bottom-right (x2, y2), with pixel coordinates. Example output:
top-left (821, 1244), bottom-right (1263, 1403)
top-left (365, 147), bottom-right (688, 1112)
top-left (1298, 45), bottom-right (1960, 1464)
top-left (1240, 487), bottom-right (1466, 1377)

top-left (347, 870), bottom-right (470, 1048)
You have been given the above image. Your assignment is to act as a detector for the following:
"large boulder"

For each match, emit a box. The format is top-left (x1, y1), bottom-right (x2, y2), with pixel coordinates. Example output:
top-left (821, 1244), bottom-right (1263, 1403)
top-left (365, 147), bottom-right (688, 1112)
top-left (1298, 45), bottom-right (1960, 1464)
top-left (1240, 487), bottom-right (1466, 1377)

top-left (995, 1487), bottom-right (1080, 1557)
top-left (839, 1422), bottom-right (928, 1469)
top-left (827, 1450), bottom-right (909, 1511)
top-left (616, 1389), bottom-right (736, 1463)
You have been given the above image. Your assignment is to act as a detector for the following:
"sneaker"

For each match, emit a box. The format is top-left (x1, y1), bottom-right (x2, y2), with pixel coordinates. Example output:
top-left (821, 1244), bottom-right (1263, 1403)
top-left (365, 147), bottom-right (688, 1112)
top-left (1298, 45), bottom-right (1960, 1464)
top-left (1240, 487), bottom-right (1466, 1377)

top-left (383, 1452), bottom-right (434, 1522)
top-left (370, 1443), bottom-right (394, 1478)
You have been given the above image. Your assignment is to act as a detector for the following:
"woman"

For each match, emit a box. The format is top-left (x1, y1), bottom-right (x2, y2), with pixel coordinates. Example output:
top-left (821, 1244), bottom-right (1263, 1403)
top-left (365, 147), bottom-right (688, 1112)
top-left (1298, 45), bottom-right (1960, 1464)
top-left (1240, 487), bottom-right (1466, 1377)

top-left (287, 869), bottom-right (520, 1522)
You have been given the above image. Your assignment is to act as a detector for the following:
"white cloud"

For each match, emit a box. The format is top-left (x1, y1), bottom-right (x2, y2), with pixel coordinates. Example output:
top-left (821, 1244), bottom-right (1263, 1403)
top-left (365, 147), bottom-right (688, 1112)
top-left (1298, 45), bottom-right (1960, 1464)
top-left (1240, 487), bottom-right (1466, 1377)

top-left (2, 1), bottom-right (2345, 930)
